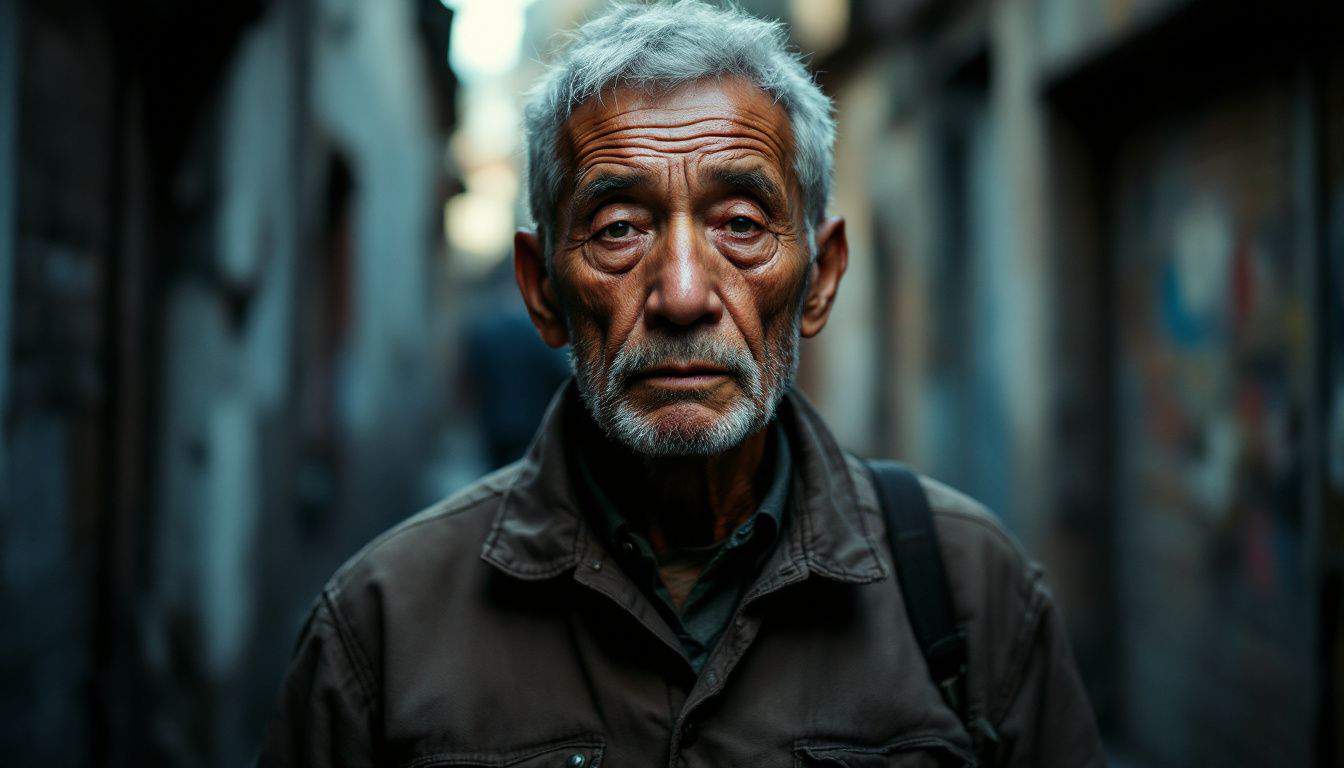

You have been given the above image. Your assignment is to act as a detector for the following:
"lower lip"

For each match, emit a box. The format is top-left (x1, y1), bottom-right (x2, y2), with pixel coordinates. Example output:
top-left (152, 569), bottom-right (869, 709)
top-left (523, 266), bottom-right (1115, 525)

top-left (636, 373), bottom-right (731, 388)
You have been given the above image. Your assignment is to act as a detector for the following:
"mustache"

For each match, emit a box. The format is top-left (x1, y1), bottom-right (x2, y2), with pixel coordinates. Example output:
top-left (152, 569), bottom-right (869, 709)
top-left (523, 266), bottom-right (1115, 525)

top-left (607, 334), bottom-right (759, 392)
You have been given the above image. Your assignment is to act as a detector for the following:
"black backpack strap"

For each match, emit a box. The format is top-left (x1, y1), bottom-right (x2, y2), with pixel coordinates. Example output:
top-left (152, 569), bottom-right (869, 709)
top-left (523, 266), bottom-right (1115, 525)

top-left (865, 460), bottom-right (969, 717)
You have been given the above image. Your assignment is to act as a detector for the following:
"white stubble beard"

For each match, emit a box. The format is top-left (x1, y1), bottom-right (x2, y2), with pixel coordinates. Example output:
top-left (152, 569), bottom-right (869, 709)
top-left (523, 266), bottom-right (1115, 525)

top-left (570, 310), bottom-right (802, 457)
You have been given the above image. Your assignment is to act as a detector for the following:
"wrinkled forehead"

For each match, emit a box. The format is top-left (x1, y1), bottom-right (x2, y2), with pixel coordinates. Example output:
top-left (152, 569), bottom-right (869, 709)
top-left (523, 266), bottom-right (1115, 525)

top-left (559, 76), bottom-right (799, 205)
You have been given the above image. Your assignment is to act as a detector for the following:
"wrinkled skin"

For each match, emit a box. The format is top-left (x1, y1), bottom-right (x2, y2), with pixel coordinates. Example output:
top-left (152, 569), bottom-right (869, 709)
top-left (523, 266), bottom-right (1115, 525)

top-left (514, 76), bottom-right (848, 567)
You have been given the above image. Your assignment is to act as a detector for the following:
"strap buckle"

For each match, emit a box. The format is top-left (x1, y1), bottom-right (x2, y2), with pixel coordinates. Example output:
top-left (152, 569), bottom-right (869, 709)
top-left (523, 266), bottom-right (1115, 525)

top-left (937, 672), bottom-right (965, 715)
top-left (926, 630), bottom-right (968, 717)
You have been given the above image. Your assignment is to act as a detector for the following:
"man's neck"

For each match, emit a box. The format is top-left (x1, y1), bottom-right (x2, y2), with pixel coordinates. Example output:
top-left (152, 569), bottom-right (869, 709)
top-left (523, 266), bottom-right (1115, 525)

top-left (582, 415), bottom-right (774, 554)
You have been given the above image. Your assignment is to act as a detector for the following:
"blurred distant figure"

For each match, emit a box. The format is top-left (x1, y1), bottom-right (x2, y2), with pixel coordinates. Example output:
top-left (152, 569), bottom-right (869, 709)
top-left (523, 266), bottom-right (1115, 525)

top-left (460, 262), bottom-right (571, 468)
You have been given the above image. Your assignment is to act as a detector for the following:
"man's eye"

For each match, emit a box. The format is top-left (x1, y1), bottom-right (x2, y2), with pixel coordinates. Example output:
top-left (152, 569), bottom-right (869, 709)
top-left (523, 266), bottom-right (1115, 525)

top-left (727, 216), bottom-right (760, 235)
top-left (600, 221), bottom-right (633, 239)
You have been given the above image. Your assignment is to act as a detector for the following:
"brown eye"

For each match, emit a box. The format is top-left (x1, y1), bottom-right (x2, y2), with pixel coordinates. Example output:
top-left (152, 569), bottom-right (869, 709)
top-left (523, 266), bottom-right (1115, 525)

top-left (601, 221), bottom-right (633, 239)
top-left (727, 216), bottom-right (759, 235)
top-left (714, 212), bottom-right (776, 268)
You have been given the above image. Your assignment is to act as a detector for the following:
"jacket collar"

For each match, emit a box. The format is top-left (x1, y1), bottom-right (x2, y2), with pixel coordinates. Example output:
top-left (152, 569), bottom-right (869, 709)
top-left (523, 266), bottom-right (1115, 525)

top-left (480, 381), bottom-right (887, 585)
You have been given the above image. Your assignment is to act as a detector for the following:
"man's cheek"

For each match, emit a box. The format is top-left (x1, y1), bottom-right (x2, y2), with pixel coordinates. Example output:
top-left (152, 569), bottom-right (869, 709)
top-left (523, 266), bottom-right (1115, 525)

top-left (733, 274), bottom-right (795, 344)
top-left (766, 266), bottom-right (809, 327)
top-left (553, 274), bottom-right (610, 354)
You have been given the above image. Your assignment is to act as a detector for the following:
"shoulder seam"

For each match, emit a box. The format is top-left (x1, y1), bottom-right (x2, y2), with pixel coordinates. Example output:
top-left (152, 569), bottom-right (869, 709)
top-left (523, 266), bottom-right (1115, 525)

top-left (989, 576), bottom-right (1051, 726)
top-left (931, 507), bottom-right (1042, 599)
top-left (319, 588), bottom-right (378, 711)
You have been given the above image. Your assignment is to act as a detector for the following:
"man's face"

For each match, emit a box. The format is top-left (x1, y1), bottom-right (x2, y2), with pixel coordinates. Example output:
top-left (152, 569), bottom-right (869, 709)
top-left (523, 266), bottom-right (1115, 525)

top-left (516, 77), bottom-right (846, 456)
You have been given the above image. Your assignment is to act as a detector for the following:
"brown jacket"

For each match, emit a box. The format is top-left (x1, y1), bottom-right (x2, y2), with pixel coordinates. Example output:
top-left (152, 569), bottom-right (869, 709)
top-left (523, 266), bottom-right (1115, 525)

top-left (258, 386), bottom-right (1103, 767)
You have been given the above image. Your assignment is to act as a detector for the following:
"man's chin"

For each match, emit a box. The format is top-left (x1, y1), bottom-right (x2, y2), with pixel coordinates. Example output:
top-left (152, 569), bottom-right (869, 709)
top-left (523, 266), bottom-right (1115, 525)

top-left (607, 398), bottom-right (760, 457)
top-left (636, 399), bottom-right (732, 431)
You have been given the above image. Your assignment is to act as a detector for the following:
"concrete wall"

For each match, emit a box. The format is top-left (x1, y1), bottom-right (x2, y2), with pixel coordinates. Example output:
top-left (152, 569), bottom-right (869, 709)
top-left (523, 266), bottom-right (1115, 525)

top-left (811, 0), bottom-right (1342, 761)
top-left (143, 1), bottom-right (449, 763)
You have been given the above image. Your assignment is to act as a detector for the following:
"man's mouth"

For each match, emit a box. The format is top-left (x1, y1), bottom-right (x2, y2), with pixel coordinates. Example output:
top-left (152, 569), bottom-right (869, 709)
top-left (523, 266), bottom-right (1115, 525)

top-left (629, 361), bottom-right (734, 389)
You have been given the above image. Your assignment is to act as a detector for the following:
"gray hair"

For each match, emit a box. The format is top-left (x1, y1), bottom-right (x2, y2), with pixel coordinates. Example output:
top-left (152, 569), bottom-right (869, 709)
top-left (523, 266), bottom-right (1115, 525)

top-left (522, 0), bottom-right (836, 259)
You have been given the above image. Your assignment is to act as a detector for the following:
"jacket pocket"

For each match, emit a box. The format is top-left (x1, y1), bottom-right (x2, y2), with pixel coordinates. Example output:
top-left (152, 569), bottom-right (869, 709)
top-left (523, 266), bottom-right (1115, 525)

top-left (404, 733), bottom-right (604, 768)
top-left (794, 735), bottom-right (975, 768)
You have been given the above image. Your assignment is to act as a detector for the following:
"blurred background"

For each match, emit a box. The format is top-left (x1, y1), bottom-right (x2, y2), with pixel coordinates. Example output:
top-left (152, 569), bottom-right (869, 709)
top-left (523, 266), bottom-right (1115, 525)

top-left (1, 0), bottom-right (1341, 765)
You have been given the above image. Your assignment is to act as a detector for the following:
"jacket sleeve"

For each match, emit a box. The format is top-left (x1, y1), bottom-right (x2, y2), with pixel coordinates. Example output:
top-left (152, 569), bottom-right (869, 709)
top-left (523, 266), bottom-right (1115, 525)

top-left (991, 582), bottom-right (1105, 768)
top-left (255, 595), bottom-right (377, 768)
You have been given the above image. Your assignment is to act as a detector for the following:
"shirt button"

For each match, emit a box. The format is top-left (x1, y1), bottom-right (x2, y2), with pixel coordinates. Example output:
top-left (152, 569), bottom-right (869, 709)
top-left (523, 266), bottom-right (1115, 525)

top-left (566, 754), bottom-right (587, 767)
top-left (620, 540), bottom-right (635, 557)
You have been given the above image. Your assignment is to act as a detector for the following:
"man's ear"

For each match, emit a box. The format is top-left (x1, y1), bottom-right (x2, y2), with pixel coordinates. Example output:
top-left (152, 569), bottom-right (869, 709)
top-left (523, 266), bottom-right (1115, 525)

top-left (799, 216), bottom-right (848, 338)
top-left (514, 228), bottom-right (569, 348)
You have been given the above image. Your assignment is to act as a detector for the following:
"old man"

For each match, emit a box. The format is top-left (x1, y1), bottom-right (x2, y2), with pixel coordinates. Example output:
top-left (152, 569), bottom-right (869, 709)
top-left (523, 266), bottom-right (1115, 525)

top-left (259, 2), bottom-right (1102, 766)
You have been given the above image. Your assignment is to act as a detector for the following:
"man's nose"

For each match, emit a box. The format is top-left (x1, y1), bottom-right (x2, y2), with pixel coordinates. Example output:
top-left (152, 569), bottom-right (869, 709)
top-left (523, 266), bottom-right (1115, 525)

top-left (644, 215), bottom-right (724, 328)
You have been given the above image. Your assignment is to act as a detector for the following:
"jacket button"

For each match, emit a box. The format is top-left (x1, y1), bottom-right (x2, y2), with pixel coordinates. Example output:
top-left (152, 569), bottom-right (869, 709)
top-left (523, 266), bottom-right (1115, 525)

top-left (620, 540), bottom-right (635, 557)
top-left (566, 754), bottom-right (586, 767)
top-left (588, 559), bottom-right (602, 571)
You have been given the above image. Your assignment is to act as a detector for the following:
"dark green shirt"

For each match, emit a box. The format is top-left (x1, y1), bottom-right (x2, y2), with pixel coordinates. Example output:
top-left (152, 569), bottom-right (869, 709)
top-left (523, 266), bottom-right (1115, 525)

top-left (576, 420), bottom-right (792, 674)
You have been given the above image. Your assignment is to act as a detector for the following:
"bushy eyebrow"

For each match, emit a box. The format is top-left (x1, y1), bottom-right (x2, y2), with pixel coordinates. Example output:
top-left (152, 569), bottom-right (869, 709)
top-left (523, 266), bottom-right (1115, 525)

top-left (709, 167), bottom-right (787, 218)
top-left (570, 172), bottom-right (650, 217)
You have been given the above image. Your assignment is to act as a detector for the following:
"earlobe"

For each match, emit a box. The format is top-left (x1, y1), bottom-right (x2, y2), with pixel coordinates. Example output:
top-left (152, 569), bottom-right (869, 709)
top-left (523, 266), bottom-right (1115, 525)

top-left (514, 229), bottom-right (570, 348)
top-left (799, 216), bottom-right (848, 338)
